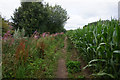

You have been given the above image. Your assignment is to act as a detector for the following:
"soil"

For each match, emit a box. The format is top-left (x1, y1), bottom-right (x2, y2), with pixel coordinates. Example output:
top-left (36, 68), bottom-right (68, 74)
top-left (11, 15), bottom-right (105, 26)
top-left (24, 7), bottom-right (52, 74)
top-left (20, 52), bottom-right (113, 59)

top-left (56, 37), bottom-right (68, 78)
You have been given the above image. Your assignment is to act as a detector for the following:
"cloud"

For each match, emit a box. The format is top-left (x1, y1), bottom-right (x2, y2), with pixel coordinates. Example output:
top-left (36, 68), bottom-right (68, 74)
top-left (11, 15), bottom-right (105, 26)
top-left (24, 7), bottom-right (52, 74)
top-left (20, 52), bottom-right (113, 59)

top-left (44, 0), bottom-right (119, 30)
top-left (0, 0), bottom-right (119, 30)
top-left (0, 0), bottom-right (21, 20)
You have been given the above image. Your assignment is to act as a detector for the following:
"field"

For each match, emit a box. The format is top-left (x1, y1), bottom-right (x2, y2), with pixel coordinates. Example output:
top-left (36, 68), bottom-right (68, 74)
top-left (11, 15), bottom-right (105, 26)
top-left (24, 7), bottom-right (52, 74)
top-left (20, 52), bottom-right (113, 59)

top-left (1, 19), bottom-right (120, 79)
top-left (66, 19), bottom-right (120, 79)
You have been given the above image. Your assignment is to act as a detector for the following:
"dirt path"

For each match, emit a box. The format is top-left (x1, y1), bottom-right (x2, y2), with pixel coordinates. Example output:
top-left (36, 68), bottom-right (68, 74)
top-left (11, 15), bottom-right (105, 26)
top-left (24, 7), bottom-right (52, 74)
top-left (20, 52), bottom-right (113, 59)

top-left (56, 37), bottom-right (68, 78)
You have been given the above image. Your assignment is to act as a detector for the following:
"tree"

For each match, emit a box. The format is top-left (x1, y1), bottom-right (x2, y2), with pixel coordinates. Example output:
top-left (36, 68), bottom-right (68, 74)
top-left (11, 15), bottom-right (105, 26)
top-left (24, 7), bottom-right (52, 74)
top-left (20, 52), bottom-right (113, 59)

top-left (1, 17), bottom-right (9, 36)
top-left (12, 2), bottom-right (69, 36)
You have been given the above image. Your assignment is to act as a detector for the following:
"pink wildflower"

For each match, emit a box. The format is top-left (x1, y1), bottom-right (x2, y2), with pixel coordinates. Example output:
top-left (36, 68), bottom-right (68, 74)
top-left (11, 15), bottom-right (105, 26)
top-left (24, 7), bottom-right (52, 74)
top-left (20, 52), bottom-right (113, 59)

top-left (34, 35), bottom-right (38, 39)
top-left (34, 31), bottom-right (37, 34)
top-left (7, 31), bottom-right (10, 33)
top-left (42, 33), bottom-right (46, 37)
top-left (60, 32), bottom-right (64, 35)
top-left (9, 26), bottom-right (13, 29)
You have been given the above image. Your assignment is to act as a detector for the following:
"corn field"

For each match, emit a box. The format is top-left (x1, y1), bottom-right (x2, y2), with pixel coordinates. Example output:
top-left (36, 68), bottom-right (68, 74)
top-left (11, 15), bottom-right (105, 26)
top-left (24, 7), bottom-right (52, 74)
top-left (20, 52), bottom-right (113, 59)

top-left (66, 19), bottom-right (120, 79)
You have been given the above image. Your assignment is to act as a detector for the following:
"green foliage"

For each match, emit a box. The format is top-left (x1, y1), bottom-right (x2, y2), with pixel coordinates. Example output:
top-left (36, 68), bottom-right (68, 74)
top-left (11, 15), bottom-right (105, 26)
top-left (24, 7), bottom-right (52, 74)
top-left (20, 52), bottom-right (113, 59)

top-left (92, 71), bottom-right (114, 78)
top-left (2, 53), bottom-right (16, 78)
top-left (16, 65), bottom-right (26, 78)
top-left (78, 75), bottom-right (85, 79)
top-left (12, 2), bottom-right (68, 36)
top-left (67, 61), bottom-right (81, 73)
top-left (1, 18), bottom-right (9, 36)
top-left (26, 58), bottom-right (44, 77)
top-left (13, 27), bottom-right (25, 39)
top-left (21, 27), bottom-right (25, 37)
top-left (66, 39), bottom-right (73, 52)
top-left (2, 32), bottom-right (65, 78)
top-left (67, 19), bottom-right (120, 79)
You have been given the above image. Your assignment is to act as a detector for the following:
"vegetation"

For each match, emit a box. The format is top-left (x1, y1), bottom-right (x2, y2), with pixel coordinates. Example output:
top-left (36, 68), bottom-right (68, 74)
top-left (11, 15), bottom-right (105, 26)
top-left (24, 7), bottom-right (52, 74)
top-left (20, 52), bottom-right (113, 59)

top-left (2, 18), bottom-right (120, 79)
top-left (67, 61), bottom-right (81, 73)
top-left (1, 1), bottom-right (120, 79)
top-left (66, 19), bottom-right (120, 79)
top-left (1, 18), bottom-right (13, 36)
top-left (2, 29), bottom-right (65, 78)
top-left (12, 2), bottom-right (69, 36)
top-left (66, 38), bottom-right (85, 78)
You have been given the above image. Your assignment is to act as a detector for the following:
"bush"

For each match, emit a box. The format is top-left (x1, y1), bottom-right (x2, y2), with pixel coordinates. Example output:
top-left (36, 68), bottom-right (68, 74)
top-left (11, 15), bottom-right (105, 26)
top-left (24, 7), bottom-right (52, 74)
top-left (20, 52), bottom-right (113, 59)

top-left (67, 61), bottom-right (81, 73)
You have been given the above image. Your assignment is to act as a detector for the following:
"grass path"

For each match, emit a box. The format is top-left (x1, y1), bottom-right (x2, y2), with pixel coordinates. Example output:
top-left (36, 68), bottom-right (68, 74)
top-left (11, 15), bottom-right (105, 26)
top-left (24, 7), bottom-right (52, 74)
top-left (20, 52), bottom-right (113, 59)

top-left (56, 37), bottom-right (68, 78)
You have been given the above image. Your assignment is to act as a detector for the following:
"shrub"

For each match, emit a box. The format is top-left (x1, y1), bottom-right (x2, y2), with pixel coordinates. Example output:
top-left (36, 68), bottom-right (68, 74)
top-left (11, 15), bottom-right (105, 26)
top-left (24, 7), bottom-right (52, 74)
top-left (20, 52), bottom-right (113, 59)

top-left (67, 61), bottom-right (81, 73)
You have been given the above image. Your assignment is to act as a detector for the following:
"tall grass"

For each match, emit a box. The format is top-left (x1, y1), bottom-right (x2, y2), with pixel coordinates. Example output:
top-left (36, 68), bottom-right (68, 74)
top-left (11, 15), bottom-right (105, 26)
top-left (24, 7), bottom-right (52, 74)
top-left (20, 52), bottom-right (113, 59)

top-left (67, 19), bottom-right (120, 79)
top-left (2, 31), bottom-right (65, 78)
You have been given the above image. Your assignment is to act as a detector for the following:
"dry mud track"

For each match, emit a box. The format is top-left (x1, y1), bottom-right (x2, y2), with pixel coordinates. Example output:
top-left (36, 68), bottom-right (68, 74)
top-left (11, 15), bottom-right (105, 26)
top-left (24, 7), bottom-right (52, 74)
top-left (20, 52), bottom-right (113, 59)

top-left (56, 37), bottom-right (68, 78)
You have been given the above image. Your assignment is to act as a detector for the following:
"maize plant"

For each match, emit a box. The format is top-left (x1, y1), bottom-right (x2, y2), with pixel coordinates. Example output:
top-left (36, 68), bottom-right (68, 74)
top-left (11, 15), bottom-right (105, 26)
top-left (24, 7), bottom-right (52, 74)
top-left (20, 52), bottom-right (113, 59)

top-left (67, 19), bottom-right (120, 79)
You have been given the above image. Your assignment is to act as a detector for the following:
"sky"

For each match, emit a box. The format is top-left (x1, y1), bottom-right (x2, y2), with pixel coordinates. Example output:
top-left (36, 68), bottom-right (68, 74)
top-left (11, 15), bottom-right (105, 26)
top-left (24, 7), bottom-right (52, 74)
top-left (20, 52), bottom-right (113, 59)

top-left (0, 0), bottom-right (119, 30)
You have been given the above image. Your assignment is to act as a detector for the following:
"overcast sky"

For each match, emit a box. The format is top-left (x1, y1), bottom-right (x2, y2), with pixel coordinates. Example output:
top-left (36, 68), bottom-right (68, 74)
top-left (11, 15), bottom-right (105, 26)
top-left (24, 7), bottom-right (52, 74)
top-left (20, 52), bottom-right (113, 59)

top-left (0, 0), bottom-right (119, 30)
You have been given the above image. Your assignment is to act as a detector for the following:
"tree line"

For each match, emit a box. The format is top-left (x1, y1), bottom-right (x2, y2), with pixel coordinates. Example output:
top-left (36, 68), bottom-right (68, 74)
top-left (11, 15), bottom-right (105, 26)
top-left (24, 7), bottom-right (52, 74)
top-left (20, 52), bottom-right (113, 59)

top-left (11, 1), bottom-right (69, 36)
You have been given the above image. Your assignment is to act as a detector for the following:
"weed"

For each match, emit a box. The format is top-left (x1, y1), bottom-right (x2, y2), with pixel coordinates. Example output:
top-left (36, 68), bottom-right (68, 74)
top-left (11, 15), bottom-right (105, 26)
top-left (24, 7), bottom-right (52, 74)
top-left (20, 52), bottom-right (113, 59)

top-left (67, 61), bottom-right (81, 73)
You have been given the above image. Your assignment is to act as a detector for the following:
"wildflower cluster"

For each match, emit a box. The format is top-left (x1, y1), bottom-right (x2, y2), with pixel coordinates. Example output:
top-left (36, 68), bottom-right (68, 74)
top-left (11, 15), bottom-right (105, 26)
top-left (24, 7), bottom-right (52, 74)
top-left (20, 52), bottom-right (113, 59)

top-left (32, 31), bottom-right (64, 39)
top-left (3, 31), bottom-right (13, 42)
top-left (32, 31), bottom-right (40, 39)
top-left (41, 32), bottom-right (50, 37)
top-left (51, 32), bottom-right (64, 37)
top-left (2, 25), bottom-right (14, 43)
